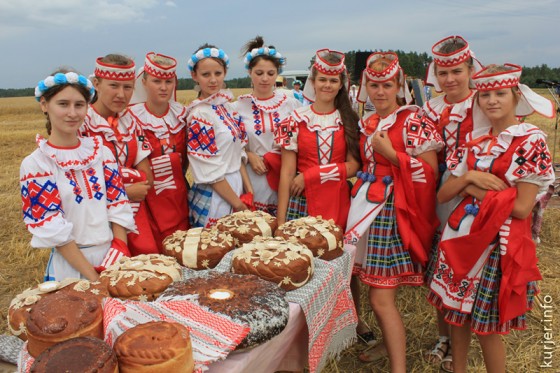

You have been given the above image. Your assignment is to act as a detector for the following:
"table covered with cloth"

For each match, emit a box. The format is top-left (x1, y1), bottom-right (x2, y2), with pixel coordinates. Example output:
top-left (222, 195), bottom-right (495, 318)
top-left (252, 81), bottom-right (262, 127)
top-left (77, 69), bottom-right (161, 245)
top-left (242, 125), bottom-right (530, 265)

top-left (207, 244), bottom-right (357, 373)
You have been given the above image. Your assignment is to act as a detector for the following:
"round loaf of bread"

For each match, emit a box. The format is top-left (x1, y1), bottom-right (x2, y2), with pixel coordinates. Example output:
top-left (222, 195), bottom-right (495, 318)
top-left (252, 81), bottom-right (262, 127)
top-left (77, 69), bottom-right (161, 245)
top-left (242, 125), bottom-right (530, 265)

top-left (99, 254), bottom-right (182, 301)
top-left (114, 321), bottom-right (194, 373)
top-left (25, 291), bottom-right (104, 358)
top-left (159, 271), bottom-right (289, 349)
top-left (215, 210), bottom-right (278, 244)
top-left (162, 227), bottom-right (236, 269)
top-left (30, 336), bottom-right (118, 373)
top-left (231, 236), bottom-right (314, 291)
top-left (8, 279), bottom-right (107, 341)
top-left (275, 216), bottom-right (344, 260)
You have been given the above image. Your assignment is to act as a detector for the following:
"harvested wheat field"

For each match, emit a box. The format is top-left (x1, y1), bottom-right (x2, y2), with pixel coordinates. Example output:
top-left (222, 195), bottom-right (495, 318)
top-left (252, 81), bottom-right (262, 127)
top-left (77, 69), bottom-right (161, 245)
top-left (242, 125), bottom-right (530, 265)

top-left (0, 90), bottom-right (558, 372)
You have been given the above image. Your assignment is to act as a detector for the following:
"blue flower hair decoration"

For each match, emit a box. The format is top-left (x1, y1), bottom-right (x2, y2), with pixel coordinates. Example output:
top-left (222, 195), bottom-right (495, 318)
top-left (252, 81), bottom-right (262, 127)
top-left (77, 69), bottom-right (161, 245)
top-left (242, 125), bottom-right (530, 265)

top-left (187, 48), bottom-right (230, 72)
top-left (243, 47), bottom-right (286, 73)
top-left (35, 72), bottom-right (95, 102)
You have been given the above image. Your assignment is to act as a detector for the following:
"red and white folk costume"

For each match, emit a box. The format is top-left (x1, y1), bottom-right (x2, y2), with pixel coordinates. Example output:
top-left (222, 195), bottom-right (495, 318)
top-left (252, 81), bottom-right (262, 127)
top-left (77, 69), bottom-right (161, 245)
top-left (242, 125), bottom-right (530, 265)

top-left (235, 90), bottom-right (300, 215)
top-left (277, 50), bottom-right (352, 228)
top-left (129, 53), bottom-right (189, 249)
top-left (345, 52), bottom-right (443, 288)
top-left (187, 89), bottom-right (248, 227)
top-left (428, 64), bottom-right (555, 333)
top-left (81, 58), bottom-right (156, 256)
top-left (423, 36), bottom-right (484, 283)
top-left (20, 136), bottom-right (135, 281)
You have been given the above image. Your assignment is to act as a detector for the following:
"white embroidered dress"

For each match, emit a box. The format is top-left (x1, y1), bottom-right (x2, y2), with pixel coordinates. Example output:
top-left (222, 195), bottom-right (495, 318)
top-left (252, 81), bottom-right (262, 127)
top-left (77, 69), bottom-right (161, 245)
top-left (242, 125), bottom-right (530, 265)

top-left (20, 136), bottom-right (135, 281)
top-left (187, 90), bottom-right (247, 227)
top-left (234, 91), bottom-right (300, 214)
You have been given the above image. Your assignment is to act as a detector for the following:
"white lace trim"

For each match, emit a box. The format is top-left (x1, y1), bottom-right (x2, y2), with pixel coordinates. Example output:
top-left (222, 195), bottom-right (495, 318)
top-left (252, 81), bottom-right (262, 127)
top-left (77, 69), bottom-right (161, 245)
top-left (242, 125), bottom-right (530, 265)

top-left (292, 105), bottom-right (342, 132)
top-left (129, 101), bottom-right (187, 138)
top-left (237, 91), bottom-right (288, 113)
top-left (36, 135), bottom-right (101, 171)
top-left (83, 107), bottom-right (136, 142)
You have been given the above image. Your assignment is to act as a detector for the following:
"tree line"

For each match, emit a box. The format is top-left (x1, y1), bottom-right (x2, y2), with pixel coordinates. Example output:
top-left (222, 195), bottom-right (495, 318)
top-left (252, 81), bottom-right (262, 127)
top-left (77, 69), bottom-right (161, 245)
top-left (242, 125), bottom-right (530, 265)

top-left (2, 50), bottom-right (559, 98)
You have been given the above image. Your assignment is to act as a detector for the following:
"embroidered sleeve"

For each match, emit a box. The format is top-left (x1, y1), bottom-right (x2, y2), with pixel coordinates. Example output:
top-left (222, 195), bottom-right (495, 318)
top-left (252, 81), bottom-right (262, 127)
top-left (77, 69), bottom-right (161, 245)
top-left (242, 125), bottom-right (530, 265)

top-left (236, 112), bottom-right (248, 163)
top-left (275, 116), bottom-right (298, 152)
top-left (404, 113), bottom-right (443, 156)
top-left (187, 116), bottom-right (218, 157)
top-left (448, 146), bottom-right (468, 177)
top-left (506, 133), bottom-right (555, 192)
top-left (102, 146), bottom-right (136, 232)
top-left (20, 156), bottom-right (73, 248)
top-left (133, 123), bottom-right (152, 166)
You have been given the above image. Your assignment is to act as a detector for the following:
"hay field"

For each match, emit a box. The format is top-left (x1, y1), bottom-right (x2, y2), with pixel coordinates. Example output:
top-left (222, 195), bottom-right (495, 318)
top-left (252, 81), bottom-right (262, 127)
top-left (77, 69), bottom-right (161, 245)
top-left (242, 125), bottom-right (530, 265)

top-left (0, 90), bottom-right (558, 372)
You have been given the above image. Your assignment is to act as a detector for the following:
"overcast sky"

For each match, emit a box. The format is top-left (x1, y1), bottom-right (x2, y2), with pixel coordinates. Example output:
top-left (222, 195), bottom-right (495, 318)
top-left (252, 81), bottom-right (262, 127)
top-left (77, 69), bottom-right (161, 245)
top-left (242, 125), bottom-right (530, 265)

top-left (1, 0), bottom-right (558, 89)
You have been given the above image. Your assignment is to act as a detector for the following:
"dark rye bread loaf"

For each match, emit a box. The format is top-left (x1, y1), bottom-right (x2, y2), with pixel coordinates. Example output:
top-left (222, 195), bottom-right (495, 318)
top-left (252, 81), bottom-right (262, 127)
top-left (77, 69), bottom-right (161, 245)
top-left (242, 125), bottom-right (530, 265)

top-left (30, 336), bottom-right (118, 373)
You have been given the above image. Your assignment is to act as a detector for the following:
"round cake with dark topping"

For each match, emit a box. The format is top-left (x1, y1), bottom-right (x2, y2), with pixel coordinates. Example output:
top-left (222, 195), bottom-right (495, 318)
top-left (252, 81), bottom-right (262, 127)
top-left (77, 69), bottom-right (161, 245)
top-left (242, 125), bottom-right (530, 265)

top-left (30, 336), bottom-right (118, 373)
top-left (215, 210), bottom-right (278, 245)
top-left (162, 226), bottom-right (236, 269)
top-left (232, 236), bottom-right (314, 291)
top-left (158, 271), bottom-right (289, 349)
top-left (275, 216), bottom-right (344, 260)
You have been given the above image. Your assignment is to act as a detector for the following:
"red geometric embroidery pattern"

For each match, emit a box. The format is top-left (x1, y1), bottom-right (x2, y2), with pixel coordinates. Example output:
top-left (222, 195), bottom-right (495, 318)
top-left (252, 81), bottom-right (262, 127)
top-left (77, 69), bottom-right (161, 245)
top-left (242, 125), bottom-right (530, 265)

top-left (511, 136), bottom-right (552, 178)
top-left (275, 118), bottom-right (295, 147)
top-left (21, 177), bottom-right (62, 223)
top-left (405, 114), bottom-right (437, 149)
top-left (104, 164), bottom-right (127, 202)
top-left (187, 119), bottom-right (218, 156)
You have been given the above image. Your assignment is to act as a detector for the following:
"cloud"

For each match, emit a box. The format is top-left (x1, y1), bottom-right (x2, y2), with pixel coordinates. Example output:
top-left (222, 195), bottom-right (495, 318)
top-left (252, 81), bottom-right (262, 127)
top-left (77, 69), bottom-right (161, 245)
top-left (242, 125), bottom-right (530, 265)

top-left (0, 0), bottom-right (160, 36)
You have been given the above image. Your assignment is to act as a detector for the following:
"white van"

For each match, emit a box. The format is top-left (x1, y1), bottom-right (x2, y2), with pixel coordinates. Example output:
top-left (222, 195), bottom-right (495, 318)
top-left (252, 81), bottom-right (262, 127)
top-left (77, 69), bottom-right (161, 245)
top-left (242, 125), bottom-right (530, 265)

top-left (280, 70), bottom-right (309, 89)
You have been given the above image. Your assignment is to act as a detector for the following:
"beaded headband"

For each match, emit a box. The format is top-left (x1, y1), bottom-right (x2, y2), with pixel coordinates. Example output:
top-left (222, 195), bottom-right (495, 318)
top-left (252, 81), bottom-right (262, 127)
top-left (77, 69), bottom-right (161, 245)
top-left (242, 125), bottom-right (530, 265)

top-left (94, 57), bottom-right (135, 81)
top-left (244, 47), bottom-right (286, 72)
top-left (313, 49), bottom-right (346, 75)
top-left (187, 47), bottom-right (229, 72)
top-left (144, 52), bottom-right (177, 79)
top-left (35, 72), bottom-right (95, 102)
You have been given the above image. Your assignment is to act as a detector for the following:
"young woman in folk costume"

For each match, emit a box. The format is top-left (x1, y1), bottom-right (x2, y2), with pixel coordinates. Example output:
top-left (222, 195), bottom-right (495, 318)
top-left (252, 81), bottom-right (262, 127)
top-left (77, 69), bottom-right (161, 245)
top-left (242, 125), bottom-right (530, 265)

top-left (81, 54), bottom-right (156, 260)
top-left (344, 52), bottom-right (443, 371)
top-left (276, 49), bottom-right (360, 228)
top-left (233, 36), bottom-right (301, 216)
top-left (428, 64), bottom-right (554, 373)
top-left (128, 52), bottom-right (189, 250)
top-left (187, 44), bottom-right (252, 227)
top-left (422, 35), bottom-right (484, 372)
top-left (20, 69), bottom-right (135, 281)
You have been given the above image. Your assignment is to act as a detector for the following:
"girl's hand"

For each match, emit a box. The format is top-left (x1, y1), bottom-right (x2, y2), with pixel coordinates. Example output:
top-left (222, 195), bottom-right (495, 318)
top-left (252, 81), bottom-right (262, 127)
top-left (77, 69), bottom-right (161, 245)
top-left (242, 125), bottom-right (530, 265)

top-left (247, 152), bottom-right (268, 175)
top-left (466, 170), bottom-right (508, 191)
top-left (233, 201), bottom-right (249, 212)
top-left (289, 174), bottom-right (305, 197)
top-left (371, 131), bottom-right (395, 159)
top-left (125, 180), bottom-right (151, 202)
